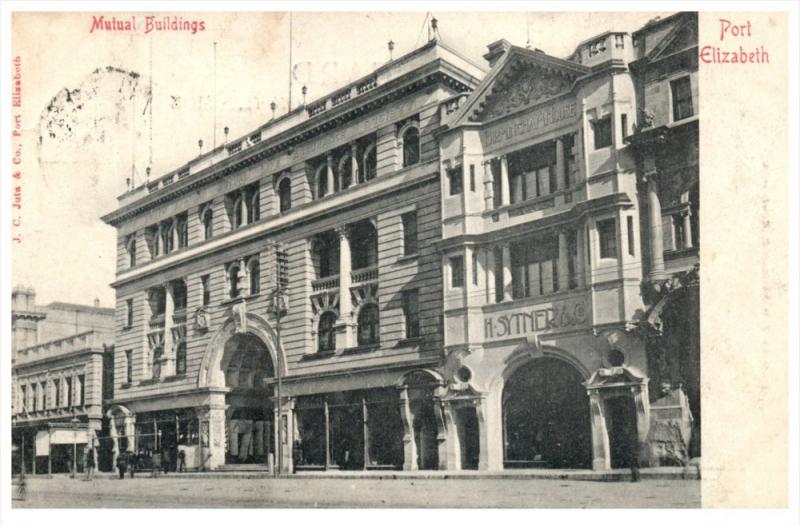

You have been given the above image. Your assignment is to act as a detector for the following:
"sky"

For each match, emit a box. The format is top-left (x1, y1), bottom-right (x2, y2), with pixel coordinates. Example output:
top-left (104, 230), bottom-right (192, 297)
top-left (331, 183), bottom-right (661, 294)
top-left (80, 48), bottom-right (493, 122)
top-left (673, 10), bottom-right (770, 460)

top-left (10, 9), bottom-right (672, 307)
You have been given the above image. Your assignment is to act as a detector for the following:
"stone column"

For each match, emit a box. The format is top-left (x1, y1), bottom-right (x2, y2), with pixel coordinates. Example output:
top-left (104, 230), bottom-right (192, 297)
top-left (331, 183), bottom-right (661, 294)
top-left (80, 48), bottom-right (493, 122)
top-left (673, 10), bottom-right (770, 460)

top-left (499, 155), bottom-right (510, 206)
top-left (335, 226), bottom-right (355, 349)
top-left (632, 385), bottom-right (651, 465)
top-left (486, 247), bottom-right (497, 303)
top-left (576, 225), bottom-right (586, 288)
top-left (240, 190), bottom-right (249, 226)
top-left (475, 399), bottom-right (491, 471)
top-left (200, 394), bottom-right (227, 470)
top-left (589, 392), bottom-right (610, 470)
top-left (557, 230), bottom-right (569, 292)
top-left (398, 388), bottom-right (417, 471)
top-left (555, 138), bottom-right (565, 191)
top-left (647, 176), bottom-right (666, 281)
top-left (326, 153), bottom-right (335, 195)
top-left (350, 143), bottom-right (359, 186)
top-left (434, 400), bottom-right (450, 470)
top-left (501, 243), bottom-right (513, 302)
top-left (124, 414), bottom-right (136, 453)
top-left (483, 161), bottom-right (494, 210)
top-left (161, 283), bottom-right (176, 377)
top-left (683, 211), bottom-right (693, 249)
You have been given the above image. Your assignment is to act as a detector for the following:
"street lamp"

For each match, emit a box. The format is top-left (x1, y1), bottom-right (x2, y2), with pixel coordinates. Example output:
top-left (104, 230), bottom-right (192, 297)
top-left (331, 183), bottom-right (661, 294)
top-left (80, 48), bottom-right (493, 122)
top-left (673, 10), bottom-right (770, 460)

top-left (70, 416), bottom-right (80, 478)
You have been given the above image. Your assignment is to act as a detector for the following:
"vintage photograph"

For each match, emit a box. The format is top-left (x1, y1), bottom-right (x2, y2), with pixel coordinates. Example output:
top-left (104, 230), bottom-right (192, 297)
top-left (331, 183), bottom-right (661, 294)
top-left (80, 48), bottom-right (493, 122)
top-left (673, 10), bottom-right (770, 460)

top-left (2, 6), bottom-right (789, 513)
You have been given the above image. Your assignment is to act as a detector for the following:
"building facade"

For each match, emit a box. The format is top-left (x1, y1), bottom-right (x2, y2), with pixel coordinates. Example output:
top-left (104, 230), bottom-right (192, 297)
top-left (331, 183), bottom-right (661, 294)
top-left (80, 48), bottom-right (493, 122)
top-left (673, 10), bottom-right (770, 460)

top-left (11, 287), bottom-right (115, 474)
top-left (99, 14), bottom-right (699, 473)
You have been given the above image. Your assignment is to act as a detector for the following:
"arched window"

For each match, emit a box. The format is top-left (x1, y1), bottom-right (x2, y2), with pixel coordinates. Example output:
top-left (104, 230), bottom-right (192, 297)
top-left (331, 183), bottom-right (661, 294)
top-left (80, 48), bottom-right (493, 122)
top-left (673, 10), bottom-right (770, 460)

top-left (316, 164), bottom-right (328, 199)
top-left (278, 177), bottom-right (292, 213)
top-left (201, 205), bottom-right (213, 240)
top-left (152, 346), bottom-right (163, 380)
top-left (163, 223), bottom-right (174, 254)
top-left (229, 264), bottom-right (241, 299)
top-left (339, 155), bottom-right (353, 191)
top-left (176, 217), bottom-right (188, 249)
top-left (248, 257), bottom-right (260, 295)
top-left (362, 144), bottom-right (377, 182)
top-left (248, 189), bottom-right (260, 224)
top-left (176, 342), bottom-right (187, 376)
top-left (357, 303), bottom-right (380, 346)
top-left (318, 311), bottom-right (338, 352)
top-left (233, 197), bottom-right (245, 229)
top-left (402, 126), bottom-right (420, 167)
top-left (313, 231), bottom-right (340, 278)
top-left (127, 237), bottom-right (137, 268)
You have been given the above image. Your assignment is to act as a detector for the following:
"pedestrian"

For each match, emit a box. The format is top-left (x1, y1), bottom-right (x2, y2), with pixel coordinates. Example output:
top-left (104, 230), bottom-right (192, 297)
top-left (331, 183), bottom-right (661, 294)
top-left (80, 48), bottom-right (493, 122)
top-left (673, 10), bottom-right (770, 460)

top-left (129, 451), bottom-right (138, 479)
top-left (116, 452), bottom-right (128, 480)
top-left (177, 449), bottom-right (186, 472)
top-left (85, 447), bottom-right (96, 481)
top-left (627, 434), bottom-right (642, 482)
top-left (151, 449), bottom-right (161, 478)
top-left (162, 448), bottom-right (170, 475)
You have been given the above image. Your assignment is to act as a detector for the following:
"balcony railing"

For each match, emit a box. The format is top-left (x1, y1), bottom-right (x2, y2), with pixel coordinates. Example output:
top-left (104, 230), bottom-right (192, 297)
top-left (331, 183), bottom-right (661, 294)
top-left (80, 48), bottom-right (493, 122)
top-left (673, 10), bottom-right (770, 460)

top-left (149, 314), bottom-right (165, 329)
top-left (312, 275), bottom-right (340, 292)
top-left (173, 308), bottom-right (187, 324)
top-left (351, 266), bottom-right (378, 283)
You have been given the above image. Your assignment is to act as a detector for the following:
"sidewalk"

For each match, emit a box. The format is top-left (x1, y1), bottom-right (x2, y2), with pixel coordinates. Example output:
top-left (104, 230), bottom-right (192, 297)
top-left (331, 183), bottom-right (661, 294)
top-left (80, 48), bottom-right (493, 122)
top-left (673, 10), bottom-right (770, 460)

top-left (66, 464), bottom-right (700, 482)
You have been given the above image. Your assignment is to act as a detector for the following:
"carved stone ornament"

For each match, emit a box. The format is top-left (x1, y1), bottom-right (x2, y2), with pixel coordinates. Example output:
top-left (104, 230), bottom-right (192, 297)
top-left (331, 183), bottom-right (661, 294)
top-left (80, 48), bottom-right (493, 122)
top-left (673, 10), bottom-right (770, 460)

top-left (485, 66), bottom-right (572, 120)
top-left (194, 307), bottom-right (209, 331)
top-left (232, 299), bottom-right (247, 333)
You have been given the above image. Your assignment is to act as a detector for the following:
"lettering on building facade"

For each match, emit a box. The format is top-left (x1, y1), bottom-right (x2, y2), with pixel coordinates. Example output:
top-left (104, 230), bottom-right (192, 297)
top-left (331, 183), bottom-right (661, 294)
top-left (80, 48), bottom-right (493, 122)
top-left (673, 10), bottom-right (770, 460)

top-left (484, 298), bottom-right (588, 341)
top-left (481, 99), bottom-right (579, 149)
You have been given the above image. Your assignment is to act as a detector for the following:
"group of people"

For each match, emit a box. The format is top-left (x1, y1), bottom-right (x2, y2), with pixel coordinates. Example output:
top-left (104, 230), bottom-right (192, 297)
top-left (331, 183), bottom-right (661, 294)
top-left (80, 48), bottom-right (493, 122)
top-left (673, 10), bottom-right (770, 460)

top-left (115, 449), bottom-right (186, 479)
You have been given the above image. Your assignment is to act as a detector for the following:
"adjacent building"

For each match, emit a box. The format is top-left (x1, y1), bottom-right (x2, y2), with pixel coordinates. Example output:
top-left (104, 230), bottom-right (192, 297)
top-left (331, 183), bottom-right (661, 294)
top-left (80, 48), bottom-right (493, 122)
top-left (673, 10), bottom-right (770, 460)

top-left (11, 287), bottom-right (115, 474)
top-left (96, 13), bottom-right (699, 473)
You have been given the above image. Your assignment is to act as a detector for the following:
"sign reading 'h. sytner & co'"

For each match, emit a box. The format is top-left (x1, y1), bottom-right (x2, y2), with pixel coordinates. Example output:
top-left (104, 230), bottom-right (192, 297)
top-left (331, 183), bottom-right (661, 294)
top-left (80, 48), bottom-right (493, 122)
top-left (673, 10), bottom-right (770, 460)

top-left (484, 297), bottom-right (589, 342)
top-left (481, 99), bottom-right (579, 149)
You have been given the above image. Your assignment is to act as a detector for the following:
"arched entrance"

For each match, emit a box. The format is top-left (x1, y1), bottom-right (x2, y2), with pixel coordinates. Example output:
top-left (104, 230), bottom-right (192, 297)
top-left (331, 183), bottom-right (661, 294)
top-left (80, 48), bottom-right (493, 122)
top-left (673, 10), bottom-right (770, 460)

top-left (222, 333), bottom-right (275, 465)
top-left (502, 357), bottom-right (591, 468)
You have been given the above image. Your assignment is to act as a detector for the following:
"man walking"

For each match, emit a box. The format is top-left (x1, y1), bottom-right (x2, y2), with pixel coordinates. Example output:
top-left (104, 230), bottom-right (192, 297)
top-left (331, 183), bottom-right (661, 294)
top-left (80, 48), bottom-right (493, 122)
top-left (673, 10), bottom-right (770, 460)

top-left (116, 452), bottom-right (128, 480)
top-left (85, 446), bottom-right (96, 481)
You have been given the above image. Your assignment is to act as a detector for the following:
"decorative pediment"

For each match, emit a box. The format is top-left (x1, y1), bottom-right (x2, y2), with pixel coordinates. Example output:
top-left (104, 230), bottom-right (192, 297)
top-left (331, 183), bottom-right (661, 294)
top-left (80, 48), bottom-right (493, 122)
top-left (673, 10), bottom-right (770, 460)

top-left (476, 63), bottom-right (574, 121)
top-left (585, 365), bottom-right (647, 390)
top-left (646, 14), bottom-right (698, 62)
top-left (448, 47), bottom-right (589, 126)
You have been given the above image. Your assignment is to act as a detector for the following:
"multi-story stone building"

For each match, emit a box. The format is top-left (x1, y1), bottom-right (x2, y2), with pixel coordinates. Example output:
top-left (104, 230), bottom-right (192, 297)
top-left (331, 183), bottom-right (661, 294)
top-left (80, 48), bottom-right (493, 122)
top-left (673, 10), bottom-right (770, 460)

top-left (101, 38), bottom-right (483, 472)
top-left (11, 287), bottom-right (115, 474)
top-left (99, 14), bottom-right (699, 473)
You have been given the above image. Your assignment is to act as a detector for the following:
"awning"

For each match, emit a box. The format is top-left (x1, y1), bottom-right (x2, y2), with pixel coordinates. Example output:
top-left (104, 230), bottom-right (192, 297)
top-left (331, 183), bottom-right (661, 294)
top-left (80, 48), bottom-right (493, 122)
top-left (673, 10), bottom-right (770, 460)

top-left (35, 429), bottom-right (88, 456)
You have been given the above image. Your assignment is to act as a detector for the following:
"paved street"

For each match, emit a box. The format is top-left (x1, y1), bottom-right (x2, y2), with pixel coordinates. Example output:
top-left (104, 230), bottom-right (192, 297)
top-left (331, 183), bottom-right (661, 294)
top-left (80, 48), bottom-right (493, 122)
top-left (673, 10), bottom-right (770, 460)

top-left (12, 474), bottom-right (700, 508)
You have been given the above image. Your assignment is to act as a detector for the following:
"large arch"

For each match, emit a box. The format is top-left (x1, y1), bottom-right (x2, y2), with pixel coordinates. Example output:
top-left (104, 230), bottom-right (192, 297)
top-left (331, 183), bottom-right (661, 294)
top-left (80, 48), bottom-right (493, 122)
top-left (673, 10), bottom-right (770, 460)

top-left (500, 352), bottom-right (592, 469)
top-left (197, 311), bottom-right (288, 389)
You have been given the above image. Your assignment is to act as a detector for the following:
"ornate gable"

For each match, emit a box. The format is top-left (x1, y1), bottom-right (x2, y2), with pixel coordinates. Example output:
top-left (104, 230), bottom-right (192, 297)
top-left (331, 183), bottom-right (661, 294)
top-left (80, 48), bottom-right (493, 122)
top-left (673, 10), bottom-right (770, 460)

top-left (476, 63), bottom-right (573, 121)
top-left (647, 16), bottom-right (698, 62)
top-left (464, 49), bottom-right (588, 124)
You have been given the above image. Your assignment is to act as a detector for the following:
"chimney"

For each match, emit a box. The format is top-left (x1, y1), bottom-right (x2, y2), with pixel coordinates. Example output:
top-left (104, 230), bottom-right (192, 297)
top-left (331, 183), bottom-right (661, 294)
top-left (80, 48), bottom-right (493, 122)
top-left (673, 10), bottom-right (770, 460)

top-left (483, 39), bottom-right (513, 68)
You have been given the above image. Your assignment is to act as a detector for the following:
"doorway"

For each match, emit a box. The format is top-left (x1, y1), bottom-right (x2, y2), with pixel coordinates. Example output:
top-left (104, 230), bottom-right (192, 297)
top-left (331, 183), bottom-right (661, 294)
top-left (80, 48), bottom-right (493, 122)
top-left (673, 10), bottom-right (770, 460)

top-left (456, 406), bottom-right (480, 470)
top-left (605, 396), bottom-right (638, 469)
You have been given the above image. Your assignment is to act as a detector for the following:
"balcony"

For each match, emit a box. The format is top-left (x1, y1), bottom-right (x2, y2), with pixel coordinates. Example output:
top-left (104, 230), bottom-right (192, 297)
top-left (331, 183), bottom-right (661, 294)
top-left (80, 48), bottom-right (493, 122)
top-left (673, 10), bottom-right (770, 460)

top-left (312, 275), bottom-right (340, 292)
top-left (351, 266), bottom-right (378, 284)
top-left (149, 314), bottom-right (165, 329)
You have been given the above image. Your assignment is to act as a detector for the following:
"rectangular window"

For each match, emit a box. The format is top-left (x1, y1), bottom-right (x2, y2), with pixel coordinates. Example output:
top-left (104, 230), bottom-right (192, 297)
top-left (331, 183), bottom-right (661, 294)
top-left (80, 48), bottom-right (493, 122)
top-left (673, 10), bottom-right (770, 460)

top-left (491, 159), bottom-right (502, 208)
top-left (472, 249), bottom-right (479, 286)
top-left (621, 114), bottom-right (628, 140)
top-left (593, 116), bottom-right (612, 149)
top-left (125, 298), bottom-right (133, 328)
top-left (627, 216), bottom-right (635, 256)
top-left (402, 211), bottom-right (418, 256)
top-left (494, 247), bottom-right (504, 303)
top-left (65, 377), bottom-right (72, 406)
top-left (598, 218), bottom-right (618, 259)
top-left (402, 289), bottom-right (420, 339)
top-left (671, 76), bottom-right (694, 121)
top-left (450, 256), bottom-right (464, 288)
top-left (448, 166), bottom-right (463, 196)
top-left (78, 375), bottom-right (85, 406)
top-left (469, 164), bottom-right (476, 192)
top-left (201, 274), bottom-right (211, 306)
top-left (125, 350), bottom-right (133, 384)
